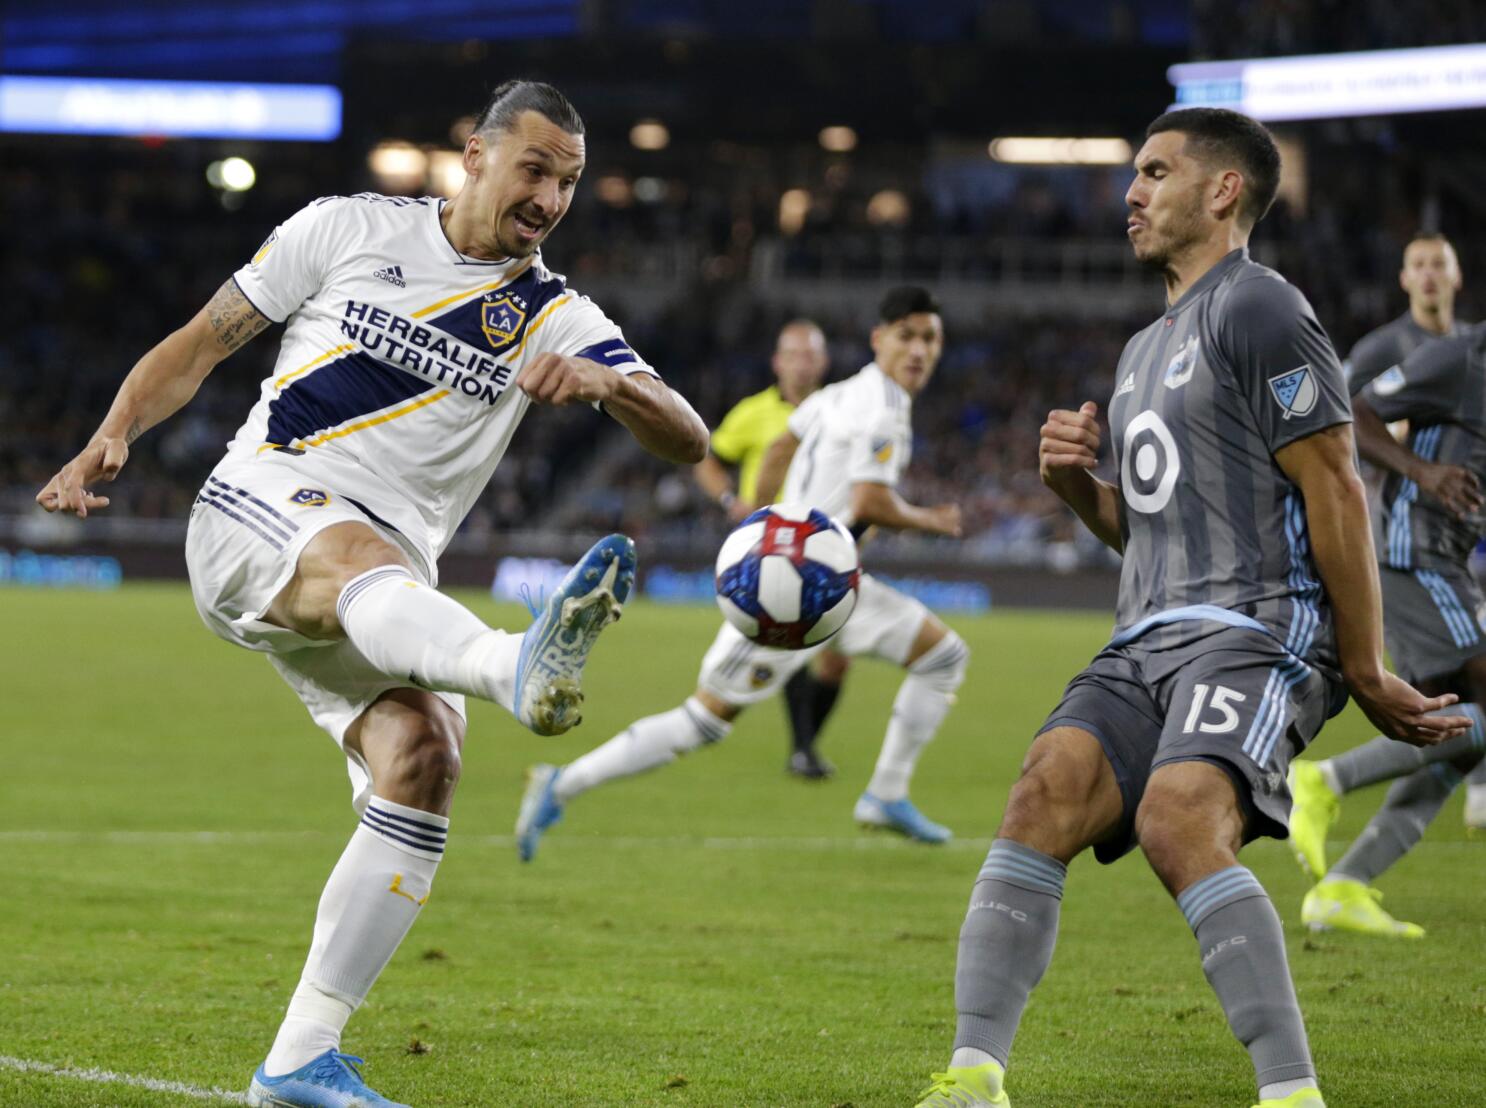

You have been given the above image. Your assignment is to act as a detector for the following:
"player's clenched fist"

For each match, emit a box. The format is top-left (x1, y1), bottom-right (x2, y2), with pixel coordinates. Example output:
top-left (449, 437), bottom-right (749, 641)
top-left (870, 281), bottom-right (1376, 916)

top-left (36, 437), bottom-right (130, 518)
top-left (1039, 401), bottom-right (1101, 488)
top-left (517, 353), bottom-right (616, 407)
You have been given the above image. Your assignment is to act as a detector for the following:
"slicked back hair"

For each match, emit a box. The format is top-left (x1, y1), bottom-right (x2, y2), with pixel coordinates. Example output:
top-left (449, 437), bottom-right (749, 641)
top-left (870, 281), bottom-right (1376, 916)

top-left (475, 80), bottom-right (584, 137)
top-left (878, 286), bottom-right (941, 324)
top-left (1145, 107), bottom-right (1281, 228)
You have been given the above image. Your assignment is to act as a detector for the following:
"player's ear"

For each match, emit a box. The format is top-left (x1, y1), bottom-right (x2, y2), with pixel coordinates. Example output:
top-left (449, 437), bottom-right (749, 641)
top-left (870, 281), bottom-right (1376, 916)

top-left (1211, 168), bottom-right (1244, 222)
top-left (462, 132), bottom-right (485, 177)
top-left (868, 324), bottom-right (884, 358)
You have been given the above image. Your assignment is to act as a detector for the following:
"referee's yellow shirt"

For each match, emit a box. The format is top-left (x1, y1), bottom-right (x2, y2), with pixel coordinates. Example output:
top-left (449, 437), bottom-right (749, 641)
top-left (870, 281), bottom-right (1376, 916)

top-left (709, 385), bottom-right (795, 503)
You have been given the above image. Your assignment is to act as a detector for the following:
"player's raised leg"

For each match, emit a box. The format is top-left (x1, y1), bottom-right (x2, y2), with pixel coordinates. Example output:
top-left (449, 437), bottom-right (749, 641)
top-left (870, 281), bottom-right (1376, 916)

top-left (915, 726), bottom-right (1122, 1108)
top-left (272, 522), bottom-right (634, 737)
top-left (1138, 761), bottom-right (1322, 1107)
top-left (250, 690), bottom-right (461, 1107)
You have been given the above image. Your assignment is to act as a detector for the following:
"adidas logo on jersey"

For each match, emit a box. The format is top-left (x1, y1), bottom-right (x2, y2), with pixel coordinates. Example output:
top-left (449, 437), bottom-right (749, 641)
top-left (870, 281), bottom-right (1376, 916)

top-left (373, 264), bottom-right (406, 288)
top-left (1115, 372), bottom-right (1136, 398)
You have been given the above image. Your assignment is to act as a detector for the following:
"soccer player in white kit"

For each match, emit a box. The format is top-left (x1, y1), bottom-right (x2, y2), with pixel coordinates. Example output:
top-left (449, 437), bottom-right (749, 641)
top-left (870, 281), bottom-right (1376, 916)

top-left (516, 287), bottom-right (969, 859)
top-left (37, 81), bottom-right (707, 1108)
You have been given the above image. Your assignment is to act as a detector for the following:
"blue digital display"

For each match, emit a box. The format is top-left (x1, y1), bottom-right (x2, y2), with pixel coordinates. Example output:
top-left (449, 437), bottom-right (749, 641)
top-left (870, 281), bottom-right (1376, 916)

top-left (0, 76), bottom-right (341, 140)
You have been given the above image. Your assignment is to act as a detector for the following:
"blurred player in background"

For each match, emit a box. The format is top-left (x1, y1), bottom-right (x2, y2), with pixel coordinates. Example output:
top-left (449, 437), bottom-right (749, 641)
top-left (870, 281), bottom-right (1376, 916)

top-left (37, 80), bottom-right (707, 1108)
top-left (516, 286), bottom-right (967, 861)
top-left (1288, 323), bottom-right (1486, 936)
top-left (1342, 233), bottom-right (1465, 392)
top-left (914, 108), bottom-right (1466, 1108)
top-left (693, 318), bottom-right (850, 779)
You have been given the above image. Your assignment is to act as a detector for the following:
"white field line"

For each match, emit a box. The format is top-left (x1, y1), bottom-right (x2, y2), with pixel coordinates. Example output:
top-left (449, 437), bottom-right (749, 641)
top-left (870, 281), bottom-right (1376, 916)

top-left (0, 1054), bottom-right (249, 1103)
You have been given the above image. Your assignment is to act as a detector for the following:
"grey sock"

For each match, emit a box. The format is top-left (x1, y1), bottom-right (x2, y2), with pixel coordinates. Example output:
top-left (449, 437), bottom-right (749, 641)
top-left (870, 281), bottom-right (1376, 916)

top-left (1326, 705), bottom-right (1484, 793)
top-left (953, 839), bottom-right (1066, 1067)
top-left (1178, 867), bottom-right (1315, 1090)
top-left (1330, 760), bottom-right (1471, 883)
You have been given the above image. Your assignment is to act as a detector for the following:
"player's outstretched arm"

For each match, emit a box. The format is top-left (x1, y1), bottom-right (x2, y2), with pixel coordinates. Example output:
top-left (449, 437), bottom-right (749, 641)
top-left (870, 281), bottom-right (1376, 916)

top-left (1039, 401), bottom-right (1122, 552)
top-left (1352, 395), bottom-right (1482, 519)
top-left (517, 355), bottom-right (707, 464)
top-left (848, 482), bottom-right (961, 538)
top-left (37, 278), bottom-right (269, 517)
top-left (1277, 423), bottom-right (1470, 745)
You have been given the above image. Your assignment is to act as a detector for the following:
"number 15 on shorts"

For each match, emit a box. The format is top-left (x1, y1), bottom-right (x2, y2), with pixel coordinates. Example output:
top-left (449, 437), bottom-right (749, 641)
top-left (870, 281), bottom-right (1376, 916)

top-left (1182, 683), bottom-right (1247, 734)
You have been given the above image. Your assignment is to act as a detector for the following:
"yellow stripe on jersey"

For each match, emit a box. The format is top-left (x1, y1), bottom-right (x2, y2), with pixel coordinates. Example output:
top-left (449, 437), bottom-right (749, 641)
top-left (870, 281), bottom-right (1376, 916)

top-left (410, 258), bottom-right (535, 319)
top-left (504, 294), bottom-right (572, 364)
top-left (299, 389), bottom-right (453, 448)
top-left (274, 344), bottom-right (355, 390)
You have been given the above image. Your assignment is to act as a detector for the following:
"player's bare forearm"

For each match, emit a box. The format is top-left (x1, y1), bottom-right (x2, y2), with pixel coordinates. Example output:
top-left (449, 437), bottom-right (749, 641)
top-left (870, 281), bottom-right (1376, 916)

top-left (1353, 397), bottom-right (1481, 518)
top-left (603, 372), bottom-right (709, 464)
top-left (753, 433), bottom-right (798, 504)
top-left (1039, 401), bottom-right (1121, 551)
top-left (1049, 469), bottom-right (1124, 553)
top-left (693, 453), bottom-right (735, 503)
top-left (849, 482), bottom-right (961, 537)
top-left (37, 278), bottom-right (267, 515)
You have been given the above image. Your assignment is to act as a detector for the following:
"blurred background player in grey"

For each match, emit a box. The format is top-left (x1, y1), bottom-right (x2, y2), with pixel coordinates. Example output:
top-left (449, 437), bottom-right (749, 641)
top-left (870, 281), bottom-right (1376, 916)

top-left (692, 319), bottom-right (851, 779)
top-left (1289, 324), bottom-right (1486, 936)
top-left (913, 108), bottom-right (1467, 1108)
top-left (1343, 233), bottom-right (1466, 392)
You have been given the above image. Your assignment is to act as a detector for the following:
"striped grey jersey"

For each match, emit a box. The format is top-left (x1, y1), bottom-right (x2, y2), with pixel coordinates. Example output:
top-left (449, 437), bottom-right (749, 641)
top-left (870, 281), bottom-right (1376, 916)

top-left (1108, 249), bottom-right (1352, 671)
top-left (1359, 324), bottom-right (1486, 572)
top-left (1344, 311), bottom-right (1466, 393)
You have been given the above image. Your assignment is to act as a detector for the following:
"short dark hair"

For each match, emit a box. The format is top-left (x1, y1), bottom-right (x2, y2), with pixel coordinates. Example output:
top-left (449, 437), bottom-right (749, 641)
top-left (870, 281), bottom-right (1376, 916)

top-left (476, 80), bottom-right (584, 137)
top-left (878, 286), bottom-right (941, 324)
top-left (1144, 108), bottom-right (1281, 228)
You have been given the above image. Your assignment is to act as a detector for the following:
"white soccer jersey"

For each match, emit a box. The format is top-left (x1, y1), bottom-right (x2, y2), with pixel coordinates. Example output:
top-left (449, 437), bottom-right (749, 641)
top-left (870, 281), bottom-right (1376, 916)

top-left (781, 362), bottom-right (912, 529)
top-left (226, 193), bottom-right (657, 569)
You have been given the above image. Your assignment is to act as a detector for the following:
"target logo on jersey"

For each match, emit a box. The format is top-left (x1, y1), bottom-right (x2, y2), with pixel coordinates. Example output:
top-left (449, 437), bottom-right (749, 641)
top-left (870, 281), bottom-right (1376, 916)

top-left (714, 504), bottom-right (860, 650)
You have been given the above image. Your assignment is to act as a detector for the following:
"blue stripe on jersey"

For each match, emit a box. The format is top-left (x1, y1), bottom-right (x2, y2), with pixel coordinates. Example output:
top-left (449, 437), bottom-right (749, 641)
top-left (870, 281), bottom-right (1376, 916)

top-left (574, 338), bottom-right (640, 368)
top-left (1387, 425), bottom-right (1442, 568)
top-left (266, 349), bottom-right (433, 447)
top-left (422, 267), bottom-right (567, 357)
top-left (195, 493), bottom-right (285, 551)
top-left (1415, 569), bottom-right (1481, 648)
top-left (1107, 604), bottom-right (1267, 648)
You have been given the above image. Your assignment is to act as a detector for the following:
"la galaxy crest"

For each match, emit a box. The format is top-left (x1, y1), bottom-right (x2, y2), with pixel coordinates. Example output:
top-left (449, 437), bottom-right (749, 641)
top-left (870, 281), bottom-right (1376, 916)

top-left (289, 488), bottom-right (330, 507)
top-left (480, 292), bottom-right (528, 351)
top-left (1268, 365), bottom-right (1318, 420)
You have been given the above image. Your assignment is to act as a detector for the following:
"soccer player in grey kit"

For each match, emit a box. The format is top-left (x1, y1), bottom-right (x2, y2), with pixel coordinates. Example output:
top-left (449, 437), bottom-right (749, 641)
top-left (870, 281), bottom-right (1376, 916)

top-left (912, 108), bottom-right (1469, 1108)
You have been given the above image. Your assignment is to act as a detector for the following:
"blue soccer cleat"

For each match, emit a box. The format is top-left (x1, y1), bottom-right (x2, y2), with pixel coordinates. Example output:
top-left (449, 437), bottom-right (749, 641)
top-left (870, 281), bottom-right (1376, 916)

top-left (514, 534), bottom-right (636, 736)
top-left (247, 1050), bottom-right (407, 1107)
top-left (854, 792), bottom-right (953, 844)
top-left (515, 763), bottom-right (565, 863)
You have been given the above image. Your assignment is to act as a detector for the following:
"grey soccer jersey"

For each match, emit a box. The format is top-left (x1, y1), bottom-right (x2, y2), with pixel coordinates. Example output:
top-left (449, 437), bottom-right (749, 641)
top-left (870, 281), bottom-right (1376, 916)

top-left (1108, 249), bottom-right (1351, 670)
top-left (1359, 324), bottom-right (1486, 571)
top-left (1344, 311), bottom-right (1465, 393)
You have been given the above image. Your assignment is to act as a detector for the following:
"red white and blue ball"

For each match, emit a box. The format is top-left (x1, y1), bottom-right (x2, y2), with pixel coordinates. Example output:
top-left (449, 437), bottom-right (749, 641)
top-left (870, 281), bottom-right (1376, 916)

top-left (714, 505), bottom-right (860, 650)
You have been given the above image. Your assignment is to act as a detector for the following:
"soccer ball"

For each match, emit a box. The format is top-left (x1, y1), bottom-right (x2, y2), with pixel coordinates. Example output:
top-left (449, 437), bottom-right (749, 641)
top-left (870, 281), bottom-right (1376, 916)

top-left (714, 504), bottom-right (860, 649)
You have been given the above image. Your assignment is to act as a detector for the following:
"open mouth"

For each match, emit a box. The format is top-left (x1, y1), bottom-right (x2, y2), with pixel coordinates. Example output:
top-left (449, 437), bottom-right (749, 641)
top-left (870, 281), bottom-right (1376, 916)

top-left (512, 211), bottom-right (546, 241)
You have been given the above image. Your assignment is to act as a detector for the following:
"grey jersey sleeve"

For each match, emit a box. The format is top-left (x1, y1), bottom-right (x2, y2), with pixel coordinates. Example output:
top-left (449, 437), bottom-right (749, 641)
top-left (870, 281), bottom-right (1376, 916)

top-left (1344, 327), bottom-right (1401, 394)
top-left (1213, 275), bottom-right (1352, 453)
top-left (1360, 333), bottom-right (1471, 424)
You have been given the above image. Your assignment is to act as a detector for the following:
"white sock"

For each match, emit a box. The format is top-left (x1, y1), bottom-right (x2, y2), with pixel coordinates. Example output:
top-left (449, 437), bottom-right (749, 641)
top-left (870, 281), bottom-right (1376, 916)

top-left (555, 697), bottom-right (731, 802)
top-left (336, 565), bottom-right (519, 710)
top-left (950, 1047), bottom-right (996, 1069)
top-left (1260, 1078), bottom-right (1320, 1099)
top-left (263, 796), bottom-right (448, 1076)
top-left (867, 632), bottom-right (969, 802)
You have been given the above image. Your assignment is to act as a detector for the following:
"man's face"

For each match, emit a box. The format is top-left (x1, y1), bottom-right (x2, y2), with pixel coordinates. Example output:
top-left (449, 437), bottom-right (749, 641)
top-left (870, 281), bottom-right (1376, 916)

top-left (461, 110), bottom-right (585, 258)
top-left (1400, 239), bottom-right (1462, 311)
top-left (871, 312), bottom-right (944, 395)
top-left (771, 324), bottom-right (828, 399)
top-left (1124, 131), bottom-right (1214, 268)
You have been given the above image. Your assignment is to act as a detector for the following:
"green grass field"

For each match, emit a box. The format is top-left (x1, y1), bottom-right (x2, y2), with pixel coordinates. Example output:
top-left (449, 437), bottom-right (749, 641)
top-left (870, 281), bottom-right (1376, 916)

top-left (5, 584), bottom-right (1483, 1107)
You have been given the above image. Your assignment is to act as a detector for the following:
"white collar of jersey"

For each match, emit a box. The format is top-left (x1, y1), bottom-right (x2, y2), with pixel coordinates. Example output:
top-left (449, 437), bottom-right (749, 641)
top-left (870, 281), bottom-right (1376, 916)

top-left (863, 361), bottom-right (910, 401)
top-left (429, 198), bottom-right (529, 269)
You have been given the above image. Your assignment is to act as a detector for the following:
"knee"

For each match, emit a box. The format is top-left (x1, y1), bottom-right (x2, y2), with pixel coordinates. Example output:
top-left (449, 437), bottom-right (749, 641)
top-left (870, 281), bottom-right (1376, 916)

top-left (384, 716), bottom-right (464, 807)
top-left (1136, 763), bottom-right (1243, 892)
top-left (999, 738), bottom-right (1104, 863)
top-left (909, 628), bottom-right (970, 693)
top-left (815, 649), bottom-right (851, 684)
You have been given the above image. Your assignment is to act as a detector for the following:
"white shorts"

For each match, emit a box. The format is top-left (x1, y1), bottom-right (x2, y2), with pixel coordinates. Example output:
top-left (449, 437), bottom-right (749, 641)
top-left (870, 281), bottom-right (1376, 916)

top-left (185, 455), bottom-right (464, 811)
top-left (698, 573), bottom-right (931, 706)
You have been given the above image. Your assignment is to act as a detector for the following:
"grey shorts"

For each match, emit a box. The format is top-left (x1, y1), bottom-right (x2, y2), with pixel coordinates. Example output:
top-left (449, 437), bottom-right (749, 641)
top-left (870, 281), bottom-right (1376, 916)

top-left (1039, 625), bottom-right (1346, 863)
top-left (1379, 563), bottom-right (1486, 685)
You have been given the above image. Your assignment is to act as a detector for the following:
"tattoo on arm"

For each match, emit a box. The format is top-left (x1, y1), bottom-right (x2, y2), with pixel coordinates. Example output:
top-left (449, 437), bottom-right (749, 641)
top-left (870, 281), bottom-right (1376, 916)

top-left (125, 419), bottom-right (143, 445)
top-left (205, 279), bottom-right (270, 354)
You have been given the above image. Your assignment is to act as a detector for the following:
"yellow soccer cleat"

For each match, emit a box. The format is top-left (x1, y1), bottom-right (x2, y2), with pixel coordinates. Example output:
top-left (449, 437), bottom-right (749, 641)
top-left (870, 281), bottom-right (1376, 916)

top-left (1301, 877), bottom-right (1424, 938)
top-left (1286, 761), bottom-right (1339, 881)
top-left (1253, 1088), bottom-right (1325, 1107)
top-left (914, 1061), bottom-right (1010, 1107)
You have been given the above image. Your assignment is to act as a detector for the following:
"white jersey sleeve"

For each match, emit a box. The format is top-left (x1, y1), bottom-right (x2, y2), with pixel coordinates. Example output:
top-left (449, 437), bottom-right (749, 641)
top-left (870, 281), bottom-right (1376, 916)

top-left (233, 198), bottom-right (345, 323)
top-left (785, 389), bottom-right (825, 440)
top-left (534, 293), bottom-right (658, 379)
top-left (846, 406), bottom-right (909, 487)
